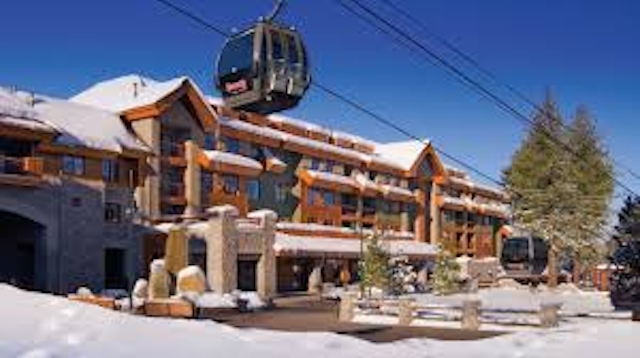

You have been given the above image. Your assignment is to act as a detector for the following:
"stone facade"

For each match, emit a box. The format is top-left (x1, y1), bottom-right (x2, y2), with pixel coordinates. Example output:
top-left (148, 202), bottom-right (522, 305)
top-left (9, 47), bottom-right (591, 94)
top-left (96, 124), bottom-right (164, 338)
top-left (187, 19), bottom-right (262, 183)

top-left (0, 176), bottom-right (141, 294)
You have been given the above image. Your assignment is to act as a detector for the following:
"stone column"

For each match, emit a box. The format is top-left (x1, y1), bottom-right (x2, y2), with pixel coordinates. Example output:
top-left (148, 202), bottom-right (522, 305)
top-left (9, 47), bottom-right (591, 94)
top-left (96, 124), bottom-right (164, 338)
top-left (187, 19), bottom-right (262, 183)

top-left (205, 206), bottom-right (239, 293)
top-left (184, 140), bottom-right (201, 218)
top-left (308, 265), bottom-right (324, 294)
top-left (539, 303), bottom-right (562, 328)
top-left (398, 297), bottom-right (415, 326)
top-left (339, 292), bottom-right (357, 322)
top-left (250, 210), bottom-right (278, 300)
top-left (461, 299), bottom-right (481, 330)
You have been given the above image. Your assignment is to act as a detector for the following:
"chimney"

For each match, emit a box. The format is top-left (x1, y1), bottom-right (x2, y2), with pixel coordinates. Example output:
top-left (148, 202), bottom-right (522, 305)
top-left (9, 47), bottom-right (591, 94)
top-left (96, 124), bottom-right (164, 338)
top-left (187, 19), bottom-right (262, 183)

top-left (26, 92), bottom-right (35, 107)
top-left (133, 82), bottom-right (139, 98)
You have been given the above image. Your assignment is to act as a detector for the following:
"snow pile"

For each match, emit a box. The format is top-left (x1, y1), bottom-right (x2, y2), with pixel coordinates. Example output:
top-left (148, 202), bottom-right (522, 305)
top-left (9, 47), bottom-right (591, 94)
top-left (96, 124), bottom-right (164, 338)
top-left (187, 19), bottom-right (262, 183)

top-left (412, 287), bottom-right (617, 316)
top-left (1, 284), bottom-right (640, 357)
top-left (374, 140), bottom-right (430, 171)
top-left (181, 291), bottom-right (266, 310)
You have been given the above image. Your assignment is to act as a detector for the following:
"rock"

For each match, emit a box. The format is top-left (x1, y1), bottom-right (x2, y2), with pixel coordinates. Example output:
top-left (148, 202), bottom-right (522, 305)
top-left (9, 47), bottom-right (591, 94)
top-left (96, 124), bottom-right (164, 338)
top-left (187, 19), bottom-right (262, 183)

top-left (307, 266), bottom-right (323, 294)
top-left (148, 259), bottom-right (170, 299)
top-left (177, 266), bottom-right (207, 295)
top-left (132, 279), bottom-right (149, 299)
top-left (76, 287), bottom-right (93, 297)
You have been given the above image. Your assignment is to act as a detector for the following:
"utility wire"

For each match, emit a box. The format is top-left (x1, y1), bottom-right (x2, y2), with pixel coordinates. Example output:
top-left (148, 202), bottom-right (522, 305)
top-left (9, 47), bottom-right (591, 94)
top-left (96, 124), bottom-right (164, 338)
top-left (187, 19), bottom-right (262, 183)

top-left (374, 0), bottom-right (640, 184)
top-left (150, 0), bottom-right (506, 188)
top-left (336, 0), bottom-right (639, 197)
top-left (150, 0), bottom-right (618, 240)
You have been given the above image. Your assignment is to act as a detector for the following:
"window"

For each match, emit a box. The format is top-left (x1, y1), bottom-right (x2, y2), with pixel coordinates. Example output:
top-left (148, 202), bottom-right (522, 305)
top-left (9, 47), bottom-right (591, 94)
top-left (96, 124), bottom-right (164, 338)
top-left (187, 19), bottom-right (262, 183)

top-left (275, 183), bottom-right (289, 203)
top-left (307, 188), bottom-right (320, 205)
top-left (247, 179), bottom-right (261, 200)
top-left (223, 175), bottom-right (239, 194)
top-left (62, 155), bottom-right (84, 175)
top-left (204, 134), bottom-right (217, 150)
top-left (104, 203), bottom-right (122, 223)
top-left (224, 137), bottom-right (240, 154)
top-left (218, 30), bottom-right (255, 75)
top-left (308, 157), bottom-right (320, 170)
top-left (102, 159), bottom-right (119, 183)
top-left (323, 191), bottom-right (335, 206)
top-left (325, 160), bottom-right (335, 173)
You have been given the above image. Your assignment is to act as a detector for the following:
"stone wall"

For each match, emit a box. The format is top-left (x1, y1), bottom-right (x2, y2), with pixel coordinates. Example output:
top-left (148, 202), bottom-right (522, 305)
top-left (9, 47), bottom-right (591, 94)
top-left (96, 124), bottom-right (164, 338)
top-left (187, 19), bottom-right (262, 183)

top-left (0, 176), bottom-right (140, 294)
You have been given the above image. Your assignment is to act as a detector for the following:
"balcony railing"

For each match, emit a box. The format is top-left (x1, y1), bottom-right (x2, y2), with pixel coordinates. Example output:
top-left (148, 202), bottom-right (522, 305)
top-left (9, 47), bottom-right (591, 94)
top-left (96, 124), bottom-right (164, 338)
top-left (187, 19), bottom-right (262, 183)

top-left (0, 156), bottom-right (44, 187)
top-left (0, 155), bottom-right (43, 175)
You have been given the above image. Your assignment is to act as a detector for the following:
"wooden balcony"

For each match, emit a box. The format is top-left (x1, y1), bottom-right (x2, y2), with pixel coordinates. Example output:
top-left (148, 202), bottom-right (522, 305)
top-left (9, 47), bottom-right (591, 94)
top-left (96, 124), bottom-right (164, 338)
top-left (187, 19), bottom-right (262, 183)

top-left (211, 190), bottom-right (248, 216)
top-left (161, 142), bottom-right (187, 167)
top-left (376, 213), bottom-right (402, 231)
top-left (0, 156), bottom-right (45, 187)
top-left (302, 204), bottom-right (342, 226)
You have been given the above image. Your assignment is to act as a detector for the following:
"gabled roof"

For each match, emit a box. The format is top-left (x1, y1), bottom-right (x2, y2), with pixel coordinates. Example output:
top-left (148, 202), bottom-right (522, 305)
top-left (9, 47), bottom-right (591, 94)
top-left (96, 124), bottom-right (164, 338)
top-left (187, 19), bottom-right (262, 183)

top-left (72, 74), bottom-right (216, 128)
top-left (375, 139), bottom-right (445, 177)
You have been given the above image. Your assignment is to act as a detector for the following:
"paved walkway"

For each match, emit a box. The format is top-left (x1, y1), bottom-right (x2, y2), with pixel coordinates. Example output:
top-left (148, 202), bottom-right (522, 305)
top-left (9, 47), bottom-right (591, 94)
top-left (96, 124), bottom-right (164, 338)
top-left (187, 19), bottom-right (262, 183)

top-left (205, 294), bottom-right (504, 343)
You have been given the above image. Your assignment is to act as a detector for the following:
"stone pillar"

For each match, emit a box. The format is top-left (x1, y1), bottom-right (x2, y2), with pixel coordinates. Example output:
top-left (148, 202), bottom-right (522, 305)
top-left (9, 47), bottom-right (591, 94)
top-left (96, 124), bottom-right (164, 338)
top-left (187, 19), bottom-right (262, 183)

top-left (398, 297), bottom-right (415, 326)
top-left (131, 118), bottom-right (161, 220)
top-left (249, 210), bottom-right (278, 300)
top-left (184, 140), bottom-right (201, 218)
top-left (461, 299), bottom-right (481, 330)
top-left (205, 206), bottom-right (239, 293)
top-left (539, 303), bottom-right (562, 328)
top-left (339, 292), bottom-right (357, 322)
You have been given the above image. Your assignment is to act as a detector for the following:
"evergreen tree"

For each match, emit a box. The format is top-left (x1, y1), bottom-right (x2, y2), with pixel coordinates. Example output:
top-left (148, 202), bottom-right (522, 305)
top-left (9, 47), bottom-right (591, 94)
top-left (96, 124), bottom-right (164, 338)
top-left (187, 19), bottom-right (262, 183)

top-left (359, 233), bottom-right (390, 294)
top-left (610, 195), bottom-right (640, 308)
top-left (566, 106), bottom-right (614, 281)
top-left (503, 92), bottom-right (572, 287)
top-left (432, 245), bottom-right (460, 295)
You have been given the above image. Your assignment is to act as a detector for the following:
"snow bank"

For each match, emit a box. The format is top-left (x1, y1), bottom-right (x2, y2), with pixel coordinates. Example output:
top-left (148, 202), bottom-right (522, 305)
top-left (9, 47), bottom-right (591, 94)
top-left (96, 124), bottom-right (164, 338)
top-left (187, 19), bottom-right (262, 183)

top-left (1, 284), bottom-right (640, 358)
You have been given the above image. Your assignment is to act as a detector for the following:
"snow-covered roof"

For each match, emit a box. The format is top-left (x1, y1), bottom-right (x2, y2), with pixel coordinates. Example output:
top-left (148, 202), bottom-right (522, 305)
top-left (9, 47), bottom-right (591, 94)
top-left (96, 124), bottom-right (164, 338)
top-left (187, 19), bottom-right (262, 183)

top-left (274, 233), bottom-right (436, 257)
top-left (34, 95), bottom-right (148, 153)
top-left (374, 140), bottom-right (430, 171)
top-left (221, 117), bottom-right (419, 172)
top-left (72, 75), bottom-right (185, 113)
top-left (0, 87), bottom-right (148, 153)
top-left (202, 150), bottom-right (263, 171)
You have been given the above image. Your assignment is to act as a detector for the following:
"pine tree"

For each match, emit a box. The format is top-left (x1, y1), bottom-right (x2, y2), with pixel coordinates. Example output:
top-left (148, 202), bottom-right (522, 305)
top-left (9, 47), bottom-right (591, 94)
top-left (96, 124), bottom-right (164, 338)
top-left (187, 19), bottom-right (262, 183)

top-left (610, 195), bottom-right (640, 308)
top-left (503, 91), bottom-right (571, 287)
top-left (359, 233), bottom-right (390, 294)
top-left (566, 106), bottom-right (614, 282)
top-left (432, 245), bottom-right (460, 295)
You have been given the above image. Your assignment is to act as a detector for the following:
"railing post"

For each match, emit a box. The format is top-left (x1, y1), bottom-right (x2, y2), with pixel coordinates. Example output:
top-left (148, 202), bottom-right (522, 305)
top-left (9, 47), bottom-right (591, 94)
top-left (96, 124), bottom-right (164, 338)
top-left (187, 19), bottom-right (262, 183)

top-left (539, 303), bottom-right (562, 328)
top-left (398, 297), bottom-right (415, 326)
top-left (461, 299), bottom-right (481, 330)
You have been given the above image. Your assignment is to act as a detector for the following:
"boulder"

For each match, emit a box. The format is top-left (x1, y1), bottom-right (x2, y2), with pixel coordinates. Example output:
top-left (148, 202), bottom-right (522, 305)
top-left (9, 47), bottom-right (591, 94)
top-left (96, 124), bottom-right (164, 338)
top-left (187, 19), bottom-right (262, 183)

top-left (177, 266), bottom-right (207, 295)
top-left (132, 279), bottom-right (149, 299)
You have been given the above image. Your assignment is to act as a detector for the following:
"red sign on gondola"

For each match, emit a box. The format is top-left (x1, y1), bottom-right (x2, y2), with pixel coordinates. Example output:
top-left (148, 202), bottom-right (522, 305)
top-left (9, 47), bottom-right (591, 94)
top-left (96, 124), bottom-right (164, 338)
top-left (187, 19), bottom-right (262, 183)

top-left (225, 79), bottom-right (249, 94)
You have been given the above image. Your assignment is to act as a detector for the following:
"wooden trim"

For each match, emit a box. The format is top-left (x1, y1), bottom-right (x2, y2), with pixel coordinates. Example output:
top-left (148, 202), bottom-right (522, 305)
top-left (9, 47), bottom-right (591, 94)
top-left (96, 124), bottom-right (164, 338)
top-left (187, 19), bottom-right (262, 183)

top-left (0, 123), bottom-right (56, 142)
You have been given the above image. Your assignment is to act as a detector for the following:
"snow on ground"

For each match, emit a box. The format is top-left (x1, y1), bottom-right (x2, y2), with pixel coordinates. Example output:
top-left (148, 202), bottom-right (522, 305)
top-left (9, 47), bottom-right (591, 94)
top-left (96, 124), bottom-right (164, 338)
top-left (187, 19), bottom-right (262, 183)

top-left (410, 286), bottom-right (617, 316)
top-left (1, 284), bottom-right (639, 358)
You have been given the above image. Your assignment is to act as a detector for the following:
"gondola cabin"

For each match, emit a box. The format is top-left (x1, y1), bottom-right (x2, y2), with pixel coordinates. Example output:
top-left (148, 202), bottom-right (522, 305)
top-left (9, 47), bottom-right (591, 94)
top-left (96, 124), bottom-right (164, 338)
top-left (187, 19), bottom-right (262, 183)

top-left (216, 22), bottom-right (310, 115)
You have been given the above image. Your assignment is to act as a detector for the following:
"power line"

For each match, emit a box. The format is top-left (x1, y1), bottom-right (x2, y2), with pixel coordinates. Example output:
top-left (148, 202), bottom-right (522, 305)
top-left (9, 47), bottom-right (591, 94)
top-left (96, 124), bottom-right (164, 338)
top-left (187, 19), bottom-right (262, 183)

top-left (150, 0), bottom-right (506, 188)
top-left (335, 0), bottom-right (639, 197)
top-left (150, 0), bottom-right (621, 242)
top-left (374, 0), bottom-right (640, 184)
top-left (152, 0), bottom-right (230, 37)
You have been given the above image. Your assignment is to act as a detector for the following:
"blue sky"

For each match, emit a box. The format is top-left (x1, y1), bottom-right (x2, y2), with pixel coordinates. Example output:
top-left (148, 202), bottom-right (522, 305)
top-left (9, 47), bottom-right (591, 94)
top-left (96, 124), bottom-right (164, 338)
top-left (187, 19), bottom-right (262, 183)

top-left (1, 0), bottom-right (639, 200)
